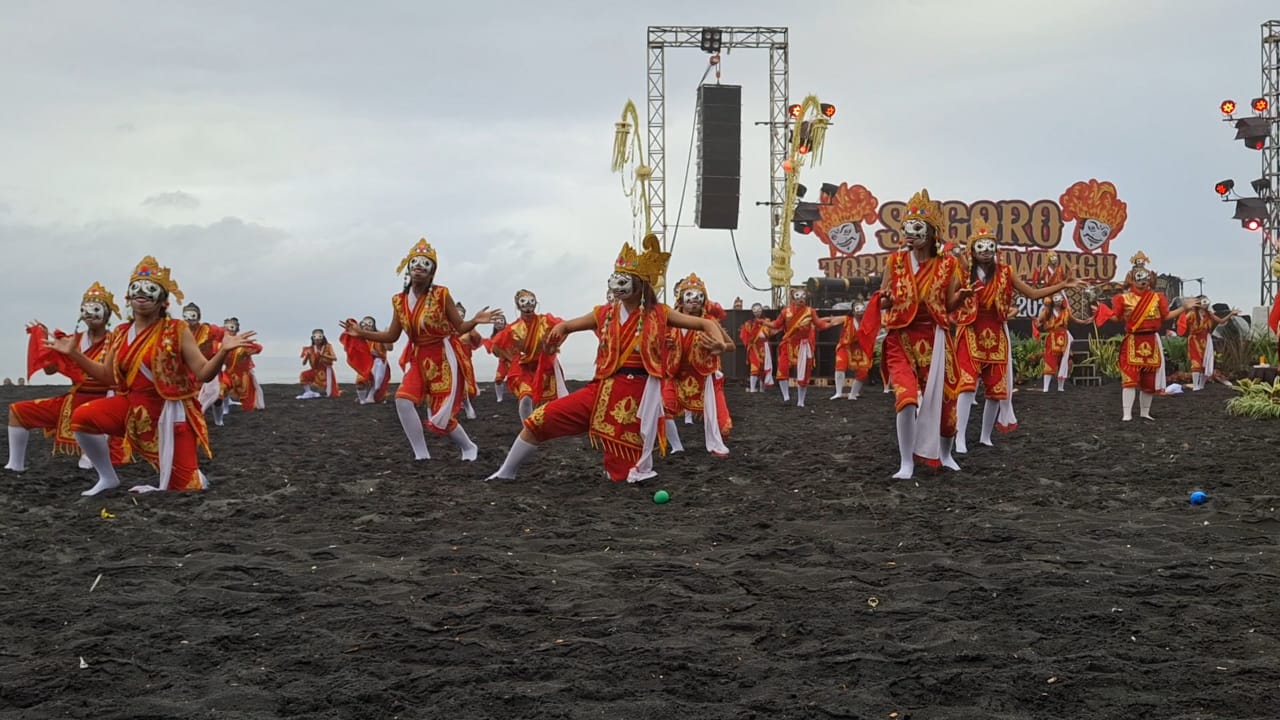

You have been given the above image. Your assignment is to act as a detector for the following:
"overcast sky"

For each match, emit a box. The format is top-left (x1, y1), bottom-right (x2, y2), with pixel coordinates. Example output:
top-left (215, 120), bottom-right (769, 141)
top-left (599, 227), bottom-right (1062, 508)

top-left (2, 0), bottom-right (1276, 384)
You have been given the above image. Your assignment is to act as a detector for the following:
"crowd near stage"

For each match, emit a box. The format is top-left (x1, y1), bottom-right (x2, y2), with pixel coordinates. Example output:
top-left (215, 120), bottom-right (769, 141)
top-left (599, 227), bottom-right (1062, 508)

top-left (1, 379), bottom-right (1274, 719)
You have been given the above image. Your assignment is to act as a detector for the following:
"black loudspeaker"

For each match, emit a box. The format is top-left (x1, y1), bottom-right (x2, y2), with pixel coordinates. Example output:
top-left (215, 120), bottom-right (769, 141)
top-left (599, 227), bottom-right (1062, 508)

top-left (696, 84), bottom-right (742, 230)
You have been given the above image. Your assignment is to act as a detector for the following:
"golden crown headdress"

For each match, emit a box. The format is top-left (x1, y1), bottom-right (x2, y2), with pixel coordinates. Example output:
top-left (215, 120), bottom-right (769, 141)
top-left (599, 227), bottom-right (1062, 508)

top-left (82, 281), bottom-right (121, 319)
top-left (614, 233), bottom-right (670, 287)
top-left (674, 272), bottom-right (708, 297)
top-left (395, 238), bottom-right (438, 276)
top-left (901, 188), bottom-right (946, 236)
top-left (129, 256), bottom-right (183, 304)
top-left (1128, 251), bottom-right (1150, 268)
top-left (966, 216), bottom-right (998, 251)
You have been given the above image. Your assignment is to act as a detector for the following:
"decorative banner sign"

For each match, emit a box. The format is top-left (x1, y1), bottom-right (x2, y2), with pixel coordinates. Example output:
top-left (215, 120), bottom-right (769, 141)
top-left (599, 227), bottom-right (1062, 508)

top-left (812, 179), bottom-right (1128, 285)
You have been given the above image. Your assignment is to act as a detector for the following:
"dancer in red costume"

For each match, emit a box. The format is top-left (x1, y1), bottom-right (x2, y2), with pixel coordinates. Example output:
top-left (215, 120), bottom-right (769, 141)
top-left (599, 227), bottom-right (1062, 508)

top-left (828, 301), bottom-right (874, 400)
top-left (298, 329), bottom-right (340, 399)
top-left (216, 316), bottom-right (265, 424)
top-left (6, 283), bottom-right (128, 473)
top-left (489, 290), bottom-right (567, 422)
top-left (1035, 292), bottom-right (1093, 393)
top-left (662, 272), bottom-right (734, 456)
top-left (454, 302), bottom-right (484, 420)
top-left (861, 189), bottom-right (973, 479)
top-left (952, 221), bottom-right (1080, 453)
top-left (486, 235), bottom-right (731, 483)
top-left (182, 302), bottom-right (226, 418)
top-left (482, 314), bottom-right (512, 403)
top-left (1096, 252), bottom-right (1196, 421)
top-left (738, 302), bottom-right (776, 393)
top-left (1177, 296), bottom-right (1240, 391)
top-left (340, 238), bottom-right (502, 461)
top-left (768, 288), bottom-right (837, 407)
top-left (50, 256), bottom-right (257, 495)
top-left (341, 316), bottom-right (394, 405)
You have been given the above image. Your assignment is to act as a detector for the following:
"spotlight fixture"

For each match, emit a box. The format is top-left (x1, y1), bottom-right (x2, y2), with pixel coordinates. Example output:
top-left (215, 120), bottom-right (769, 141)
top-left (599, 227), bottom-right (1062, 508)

top-left (1251, 178), bottom-right (1273, 197)
top-left (1215, 179), bottom-right (1235, 196)
top-left (1221, 99), bottom-right (1237, 115)
top-left (819, 103), bottom-right (837, 118)
top-left (1235, 117), bottom-right (1271, 149)
top-left (1252, 97), bottom-right (1269, 113)
top-left (699, 27), bottom-right (722, 54)
top-left (787, 103), bottom-right (802, 118)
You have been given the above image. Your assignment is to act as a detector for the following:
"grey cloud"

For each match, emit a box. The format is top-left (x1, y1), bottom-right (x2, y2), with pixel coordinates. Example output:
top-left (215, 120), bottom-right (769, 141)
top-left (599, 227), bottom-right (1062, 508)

top-left (142, 191), bottom-right (200, 210)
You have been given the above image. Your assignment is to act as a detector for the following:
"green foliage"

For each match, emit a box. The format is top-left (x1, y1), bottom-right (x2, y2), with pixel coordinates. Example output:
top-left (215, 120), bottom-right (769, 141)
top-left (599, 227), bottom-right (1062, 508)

top-left (1087, 333), bottom-right (1121, 379)
top-left (1010, 334), bottom-right (1044, 383)
top-left (1161, 335), bottom-right (1188, 374)
top-left (1226, 378), bottom-right (1280, 419)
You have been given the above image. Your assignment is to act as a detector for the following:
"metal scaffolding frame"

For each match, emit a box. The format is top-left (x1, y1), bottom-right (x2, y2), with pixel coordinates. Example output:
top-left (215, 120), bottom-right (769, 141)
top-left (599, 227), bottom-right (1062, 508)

top-left (646, 26), bottom-right (790, 305)
top-left (1260, 20), bottom-right (1280, 307)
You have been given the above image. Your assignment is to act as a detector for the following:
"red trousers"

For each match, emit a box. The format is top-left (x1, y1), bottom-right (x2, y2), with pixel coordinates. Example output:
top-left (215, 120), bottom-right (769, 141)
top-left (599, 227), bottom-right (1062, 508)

top-left (70, 392), bottom-right (205, 491)
top-left (10, 391), bottom-right (127, 462)
top-left (525, 373), bottom-right (649, 482)
top-left (398, 343), bottom-right (464, 434)
top-left (834, 347), bottom-right (871, 381)
top-left (882, 320), bottom-right (958, 436)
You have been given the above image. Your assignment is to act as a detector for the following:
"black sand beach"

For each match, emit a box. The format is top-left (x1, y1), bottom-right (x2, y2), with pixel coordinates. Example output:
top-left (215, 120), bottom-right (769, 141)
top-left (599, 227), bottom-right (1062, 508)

top-left (1, 381), bottom-right (1277, 719)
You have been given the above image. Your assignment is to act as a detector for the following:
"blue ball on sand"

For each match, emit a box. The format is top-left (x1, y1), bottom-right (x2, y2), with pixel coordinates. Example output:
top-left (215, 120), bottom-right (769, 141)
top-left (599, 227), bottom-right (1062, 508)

top-left (1189, 490), bottom-right (1208, 505)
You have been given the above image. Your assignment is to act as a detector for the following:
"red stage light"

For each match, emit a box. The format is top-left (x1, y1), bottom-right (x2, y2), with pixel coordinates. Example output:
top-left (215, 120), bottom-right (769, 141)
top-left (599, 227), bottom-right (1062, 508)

top-left (1252, 97), bottom-right (1269, 113)
top-left (1244, 218), bottom-right (1262, 231)
top-left (1215, 182), bottom-right (1232, 196)
top-left (1221, 100), bottom-right (1237, 115)
top-left (788, 104), bottom-right (802, 118)
top-left (820, 103), bottom-right (836, 118)
top-left (1255, 139), bottom-right (1266, 150)
top-left (797, 225), bottom-right (813, 234)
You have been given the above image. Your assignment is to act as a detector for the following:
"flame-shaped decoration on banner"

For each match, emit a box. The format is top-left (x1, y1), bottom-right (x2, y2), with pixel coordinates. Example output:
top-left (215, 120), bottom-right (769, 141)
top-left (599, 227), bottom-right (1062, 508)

top-left (1059, 180), bottom-right (1127, 255)
top-left (813, 183), bottom-right (879, 257)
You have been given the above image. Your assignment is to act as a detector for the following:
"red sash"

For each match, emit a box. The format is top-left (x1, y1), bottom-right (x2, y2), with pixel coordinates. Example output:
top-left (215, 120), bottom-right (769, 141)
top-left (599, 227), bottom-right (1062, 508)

top-left (1125, 291), bottom-right (1159, 334)
top-left (115, 322), bottom-right (163, 390)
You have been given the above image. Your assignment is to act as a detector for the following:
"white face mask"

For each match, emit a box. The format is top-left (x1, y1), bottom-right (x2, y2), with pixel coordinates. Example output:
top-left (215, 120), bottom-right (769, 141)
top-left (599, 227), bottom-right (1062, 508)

top-left (311, 332), bottom-right (326, 344)
top-left (182, 308), bottom-right (200, 322)
top-left (680, 289), bottom-right (705, 310)
top-left (516, 294), bottom-right (538, 313)
top-left (1132, 269), bottom-right (1152, 285)
top-left (80, 302), bottom-right (108, 324)
top-left (902, 219), bottom-right (930, 248)
top-left (973, 239), bottom-right (997, 262)
top-left (408, 256), bottom-right (435, 275)
top-left (853, 302), bottom-right (866, 317)
top-left (608, 272), bottom-right (636, 299)
top-left (127, 279), bottom-right (164, 303)
top-left (751, 304), bottom-right (763, 318)
top-left (790, 289), bottom-right (807, 305)
top-left (224, 320), bottom-right (240, 334)
top-left (359, 318), bottom-right (376, 331)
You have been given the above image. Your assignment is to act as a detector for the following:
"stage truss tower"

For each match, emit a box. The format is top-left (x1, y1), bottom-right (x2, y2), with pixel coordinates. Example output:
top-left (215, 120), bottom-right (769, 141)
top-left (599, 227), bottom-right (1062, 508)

top-left (645, 26), bottom-right (791, 306)
top-left (1261, 20), bottom-right (1280, 306)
